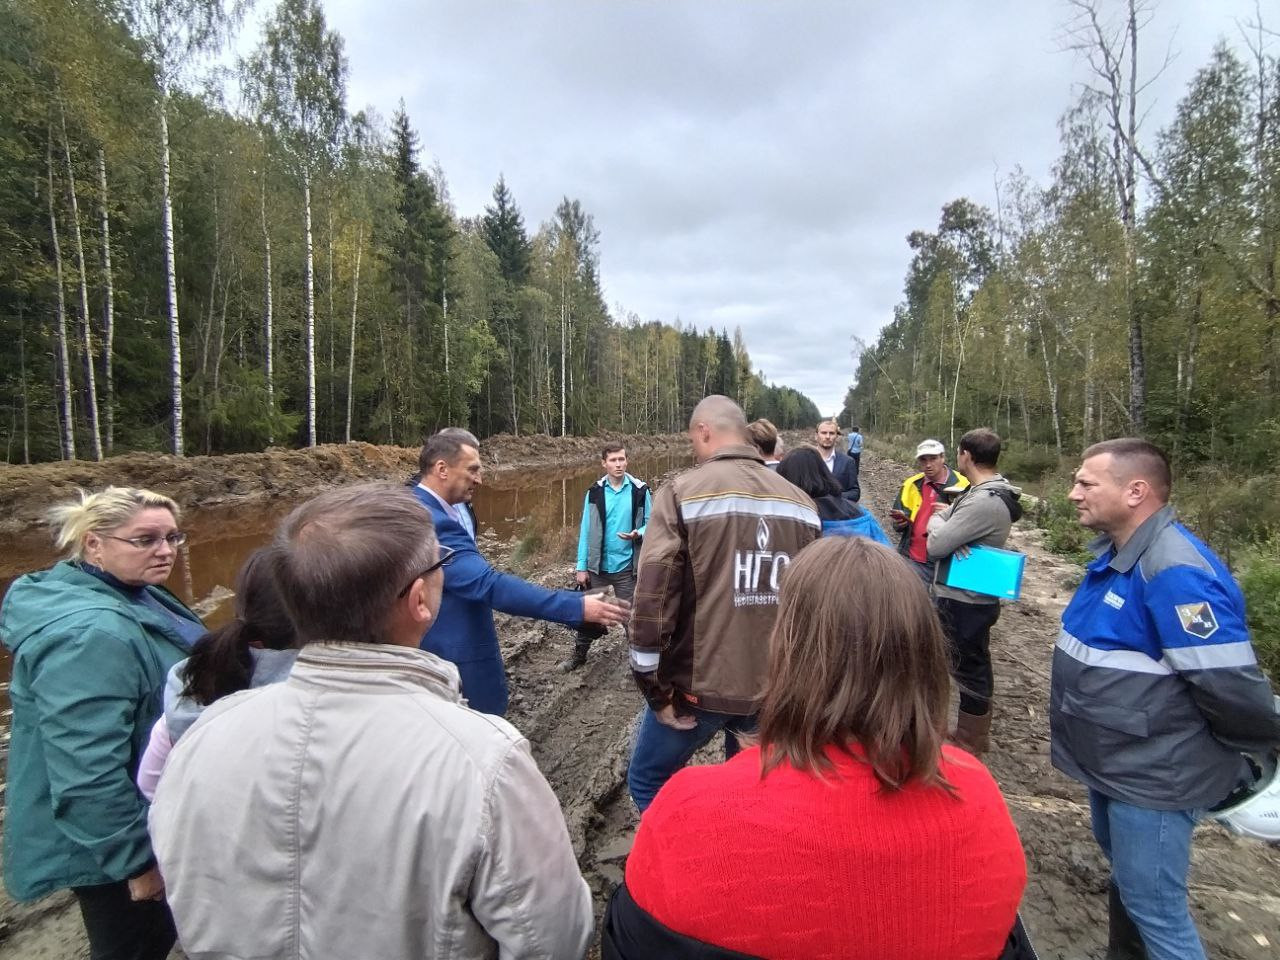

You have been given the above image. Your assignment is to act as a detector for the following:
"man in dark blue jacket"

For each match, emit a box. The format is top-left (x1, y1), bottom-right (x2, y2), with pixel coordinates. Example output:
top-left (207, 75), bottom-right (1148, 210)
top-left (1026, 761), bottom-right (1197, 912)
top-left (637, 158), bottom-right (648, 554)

top-left (1052, 438), bottom-right (1279, 960)
top-left (815, 419), bottom-right (859, 502)
top-left (412, 433), bottom-right (628, 715)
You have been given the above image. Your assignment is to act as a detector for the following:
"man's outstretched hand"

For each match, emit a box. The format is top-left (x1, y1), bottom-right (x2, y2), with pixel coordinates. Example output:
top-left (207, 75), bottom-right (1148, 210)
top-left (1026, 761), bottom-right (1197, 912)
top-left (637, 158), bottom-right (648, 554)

top-left (582, 595), bottom-right (630, 626)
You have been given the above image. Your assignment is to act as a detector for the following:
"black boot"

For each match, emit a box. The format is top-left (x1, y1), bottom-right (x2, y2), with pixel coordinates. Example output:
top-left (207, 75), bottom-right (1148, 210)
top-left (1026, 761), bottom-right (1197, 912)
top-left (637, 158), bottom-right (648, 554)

top-left (557, 640), bottom-right (591, 673)
top-left (950, 707), bottom-right (992, 755)
top-left (1106, 882), bottom-right (1149, 960)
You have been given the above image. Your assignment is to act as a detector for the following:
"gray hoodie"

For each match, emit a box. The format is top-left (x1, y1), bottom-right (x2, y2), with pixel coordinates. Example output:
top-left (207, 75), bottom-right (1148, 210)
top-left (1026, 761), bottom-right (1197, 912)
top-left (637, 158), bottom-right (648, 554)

top-left (926, 475), bottom-right (1024, 604)
top-left (163, 647), bottom-right (299, 742)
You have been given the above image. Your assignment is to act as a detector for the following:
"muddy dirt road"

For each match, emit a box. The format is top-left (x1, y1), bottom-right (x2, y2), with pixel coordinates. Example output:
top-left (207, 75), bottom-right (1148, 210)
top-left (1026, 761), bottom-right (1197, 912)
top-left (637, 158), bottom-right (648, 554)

top-left (502, 450), bottom-right (1280, 960)
top-left (2, 443), bottom-right (1278, 959)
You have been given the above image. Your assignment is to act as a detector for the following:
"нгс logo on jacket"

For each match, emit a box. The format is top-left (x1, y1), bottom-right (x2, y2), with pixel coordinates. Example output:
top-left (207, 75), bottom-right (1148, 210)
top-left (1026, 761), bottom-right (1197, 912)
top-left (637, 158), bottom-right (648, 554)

top-left (735, 518), bottom-right (790, 607)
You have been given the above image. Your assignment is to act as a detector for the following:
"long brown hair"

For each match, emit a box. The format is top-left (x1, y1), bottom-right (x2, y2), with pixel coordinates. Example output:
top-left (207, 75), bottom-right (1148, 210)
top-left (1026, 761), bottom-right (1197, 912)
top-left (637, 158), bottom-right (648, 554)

top-left (757, 536), bottom-right (952, 791)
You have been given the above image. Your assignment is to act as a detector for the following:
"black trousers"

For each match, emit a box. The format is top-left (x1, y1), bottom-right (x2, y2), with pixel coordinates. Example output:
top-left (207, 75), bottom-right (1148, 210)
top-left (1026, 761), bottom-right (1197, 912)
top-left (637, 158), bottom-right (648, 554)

top-left (937, 597), bottom-right (1002, 715)
top-left (73, 880), bottom-right (177, 960)
top-left (575, 568), bottom-right (636, 645)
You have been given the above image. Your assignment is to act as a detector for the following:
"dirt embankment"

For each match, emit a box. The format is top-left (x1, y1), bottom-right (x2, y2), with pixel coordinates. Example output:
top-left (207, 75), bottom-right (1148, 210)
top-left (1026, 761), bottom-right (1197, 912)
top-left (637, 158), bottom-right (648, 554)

top-left (0, 433), bottom-right (687, 536)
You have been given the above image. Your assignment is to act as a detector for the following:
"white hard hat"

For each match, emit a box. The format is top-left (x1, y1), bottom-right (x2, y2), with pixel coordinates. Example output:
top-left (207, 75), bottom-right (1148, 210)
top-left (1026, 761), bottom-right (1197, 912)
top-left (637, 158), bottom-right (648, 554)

top-left (1213, 753), bottom-right (1280, 842)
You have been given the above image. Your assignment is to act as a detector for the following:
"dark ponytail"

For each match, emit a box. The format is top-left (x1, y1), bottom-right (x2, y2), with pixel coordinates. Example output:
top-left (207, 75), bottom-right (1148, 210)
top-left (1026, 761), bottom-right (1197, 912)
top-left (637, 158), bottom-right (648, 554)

top-left (181, 548), bottom-right (298, 706)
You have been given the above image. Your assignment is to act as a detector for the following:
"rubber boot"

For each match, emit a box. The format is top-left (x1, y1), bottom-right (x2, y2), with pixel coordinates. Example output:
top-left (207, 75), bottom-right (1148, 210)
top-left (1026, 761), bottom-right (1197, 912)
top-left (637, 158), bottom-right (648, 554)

top-left (1106, 882), bottom-right (1149, 960)
top-left (951, 708), bottom-right (992, 756)
top-left (557, 640), bottom-right (591, 673)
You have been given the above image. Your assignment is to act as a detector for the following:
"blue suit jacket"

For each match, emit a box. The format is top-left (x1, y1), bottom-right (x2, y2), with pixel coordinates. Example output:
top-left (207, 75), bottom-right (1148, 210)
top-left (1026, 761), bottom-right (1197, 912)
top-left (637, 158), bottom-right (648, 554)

top-left (411, 487), bottom-right (583, 715)
top-left (831, 450), bottom-right (861, 502)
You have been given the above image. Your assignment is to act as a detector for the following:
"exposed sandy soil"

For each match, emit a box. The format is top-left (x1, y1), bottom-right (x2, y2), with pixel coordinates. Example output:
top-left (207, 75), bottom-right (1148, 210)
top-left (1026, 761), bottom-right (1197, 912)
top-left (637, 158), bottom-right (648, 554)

top-left (2, 442), bottom-right (1278, 959)
top-left (0, 433), bottom-right (688, 537)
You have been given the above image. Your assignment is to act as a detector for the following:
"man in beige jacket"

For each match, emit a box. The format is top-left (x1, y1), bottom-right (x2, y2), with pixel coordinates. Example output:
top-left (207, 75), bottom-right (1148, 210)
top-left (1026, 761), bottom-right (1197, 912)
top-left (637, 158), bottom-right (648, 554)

top-left (150, 483), bottom-right (591, 960)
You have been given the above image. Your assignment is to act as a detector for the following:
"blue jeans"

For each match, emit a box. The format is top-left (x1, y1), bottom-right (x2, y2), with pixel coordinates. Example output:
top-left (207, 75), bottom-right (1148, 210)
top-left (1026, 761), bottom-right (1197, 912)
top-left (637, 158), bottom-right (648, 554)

top-left (1088, 790), bottom-right (1206, 960)
top-left (627, 706), bottom-right (757, 812)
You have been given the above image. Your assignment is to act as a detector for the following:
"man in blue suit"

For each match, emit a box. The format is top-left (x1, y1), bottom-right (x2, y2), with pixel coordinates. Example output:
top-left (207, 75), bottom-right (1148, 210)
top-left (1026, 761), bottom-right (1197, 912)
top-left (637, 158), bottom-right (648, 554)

top-left (404, 427), bottom-right (479, 539)
top-left (816, 419), bottom-right (860, 502)
top-left (411, 432), bottom-right (629, 715)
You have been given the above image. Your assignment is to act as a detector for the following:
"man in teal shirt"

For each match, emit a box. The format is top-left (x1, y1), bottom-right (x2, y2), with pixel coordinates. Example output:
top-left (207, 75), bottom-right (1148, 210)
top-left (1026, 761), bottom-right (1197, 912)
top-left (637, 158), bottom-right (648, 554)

top-left (560, 443), bottom-right (652, 672)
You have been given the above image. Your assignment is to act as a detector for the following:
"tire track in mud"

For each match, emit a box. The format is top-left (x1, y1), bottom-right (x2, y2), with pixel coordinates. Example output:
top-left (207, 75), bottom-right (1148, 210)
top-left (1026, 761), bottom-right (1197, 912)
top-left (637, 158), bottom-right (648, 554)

top-left (500, 616), bottom-right (641, 937)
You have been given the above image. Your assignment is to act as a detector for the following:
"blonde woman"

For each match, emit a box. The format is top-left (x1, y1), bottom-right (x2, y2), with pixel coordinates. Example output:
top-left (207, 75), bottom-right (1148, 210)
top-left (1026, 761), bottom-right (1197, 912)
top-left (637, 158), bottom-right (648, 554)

top-left (2, 487), bottom-right (204, 960)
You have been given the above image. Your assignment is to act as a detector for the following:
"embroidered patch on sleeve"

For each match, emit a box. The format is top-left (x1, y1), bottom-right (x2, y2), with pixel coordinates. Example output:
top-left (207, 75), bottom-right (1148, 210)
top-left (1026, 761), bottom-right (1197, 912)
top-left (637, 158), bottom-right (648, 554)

top-left (1175, 602), bottom-right (1219, 639)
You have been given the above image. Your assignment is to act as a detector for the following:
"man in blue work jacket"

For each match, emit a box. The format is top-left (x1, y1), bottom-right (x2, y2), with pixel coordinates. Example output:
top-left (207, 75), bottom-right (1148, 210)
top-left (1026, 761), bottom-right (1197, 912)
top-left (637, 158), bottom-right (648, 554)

top-left (1051, 438), bottom-right (1280, 960)
top-left (412, 432), bottom-right (629, 714)
top-left (560, 443), bottom-right (652, 672)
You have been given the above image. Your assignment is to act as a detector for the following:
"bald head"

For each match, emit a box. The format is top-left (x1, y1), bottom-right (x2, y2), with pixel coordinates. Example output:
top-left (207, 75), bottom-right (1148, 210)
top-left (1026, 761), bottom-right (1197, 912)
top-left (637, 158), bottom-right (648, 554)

top-left (688, 395), bottom-right (748, 461)
top-left (690, 395), bottom-right (747, 436)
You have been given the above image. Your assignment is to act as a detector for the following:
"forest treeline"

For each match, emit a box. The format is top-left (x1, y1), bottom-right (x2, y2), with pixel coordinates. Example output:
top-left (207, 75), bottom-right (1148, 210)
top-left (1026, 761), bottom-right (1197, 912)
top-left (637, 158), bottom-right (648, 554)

top-left (841, 7), bottom-right (1280, 478)
top-left (0, 0), bottom-right (820, 464)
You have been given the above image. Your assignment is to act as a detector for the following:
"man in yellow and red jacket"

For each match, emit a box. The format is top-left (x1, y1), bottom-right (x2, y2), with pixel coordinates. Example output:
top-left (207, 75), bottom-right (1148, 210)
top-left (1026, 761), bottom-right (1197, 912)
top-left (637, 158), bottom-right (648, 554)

top-left (890, 438), bottom-right (969, 587)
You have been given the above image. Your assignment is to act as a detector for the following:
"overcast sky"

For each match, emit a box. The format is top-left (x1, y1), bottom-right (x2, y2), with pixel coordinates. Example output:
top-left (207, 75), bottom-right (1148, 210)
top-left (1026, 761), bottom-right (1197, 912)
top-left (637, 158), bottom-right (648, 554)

top-left (250, 0), bottom-right (1271, 415)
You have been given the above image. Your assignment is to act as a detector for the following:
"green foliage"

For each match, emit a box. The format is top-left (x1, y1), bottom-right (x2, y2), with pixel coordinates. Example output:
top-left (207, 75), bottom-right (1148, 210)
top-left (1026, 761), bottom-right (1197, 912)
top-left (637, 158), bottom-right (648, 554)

top-left (510, 528), bottom-right (542, 570)
top-left (842, 39), bottom-right (1280, 483)
top-left (0, 0), bottom-right (821, 462)
top-left (482, 174), bottom-right (530, 285)
top-left (1030, 493), bottom-right (1092, 566)
top-left (998, 444), bottom-right (1060, 483)
top-left (1172, 468), bottom-right (1280, 562)
top-left (748, 382), bottom-right (822, 429)
top-left (1238, 545), bottom-right (1280, 683)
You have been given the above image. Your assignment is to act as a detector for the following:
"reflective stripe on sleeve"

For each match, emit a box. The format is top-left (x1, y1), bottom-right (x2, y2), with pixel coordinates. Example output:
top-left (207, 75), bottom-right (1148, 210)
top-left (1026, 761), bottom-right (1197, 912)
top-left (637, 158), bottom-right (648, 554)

top-left (629, 649), bottom-right (660, 672)
top-left (1162, 640), bottom-right (1259, 672)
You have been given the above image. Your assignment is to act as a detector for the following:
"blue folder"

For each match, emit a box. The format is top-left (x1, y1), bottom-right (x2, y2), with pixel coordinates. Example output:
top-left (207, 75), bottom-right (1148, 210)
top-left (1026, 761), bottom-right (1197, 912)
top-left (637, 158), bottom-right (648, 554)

top-left (938, 544), bottom-right (1026, 600)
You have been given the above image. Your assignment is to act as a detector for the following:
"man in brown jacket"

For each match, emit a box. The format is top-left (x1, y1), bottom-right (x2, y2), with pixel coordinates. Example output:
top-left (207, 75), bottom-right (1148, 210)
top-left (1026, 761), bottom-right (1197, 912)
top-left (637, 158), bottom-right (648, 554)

top-left (626, 395), bottom-right (821, 811)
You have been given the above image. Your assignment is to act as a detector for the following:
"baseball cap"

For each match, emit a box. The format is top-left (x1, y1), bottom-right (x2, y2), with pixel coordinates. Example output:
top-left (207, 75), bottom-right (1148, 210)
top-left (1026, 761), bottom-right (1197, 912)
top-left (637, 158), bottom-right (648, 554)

top-left (916, 439), bottom-right (945, 458)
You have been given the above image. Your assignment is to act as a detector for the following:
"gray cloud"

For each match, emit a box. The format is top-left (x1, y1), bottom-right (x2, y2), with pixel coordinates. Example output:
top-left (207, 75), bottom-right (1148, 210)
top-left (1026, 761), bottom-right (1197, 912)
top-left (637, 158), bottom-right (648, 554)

top-left (307, 0), bottom-right (1263, 414)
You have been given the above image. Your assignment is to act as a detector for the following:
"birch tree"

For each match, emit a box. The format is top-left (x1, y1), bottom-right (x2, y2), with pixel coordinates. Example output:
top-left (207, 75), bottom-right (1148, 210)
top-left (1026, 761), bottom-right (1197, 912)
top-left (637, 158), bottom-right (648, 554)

top-left (244, 0), bottom-right (347, 447)
top-left (46, 130), bottom-right (75, 461)
top-left (57, 100), bottom-right (103, 460)
top-left (125, 0), bottom-right (247, 455)
top-left (1067, 0), bottom-right (1169, 431)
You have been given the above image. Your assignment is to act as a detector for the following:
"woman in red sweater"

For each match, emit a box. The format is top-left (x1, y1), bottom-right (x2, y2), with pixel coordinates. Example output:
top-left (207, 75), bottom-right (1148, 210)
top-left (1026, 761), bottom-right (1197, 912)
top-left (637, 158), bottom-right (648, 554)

top-left (605, 536), bottom-right (1029, 960)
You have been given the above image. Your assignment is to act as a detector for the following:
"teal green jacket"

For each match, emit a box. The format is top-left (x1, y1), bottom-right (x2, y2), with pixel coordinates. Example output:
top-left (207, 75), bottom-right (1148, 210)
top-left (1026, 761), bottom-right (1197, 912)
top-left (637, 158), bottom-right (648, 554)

top-left (2, 561), bottom-right (201, 901)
